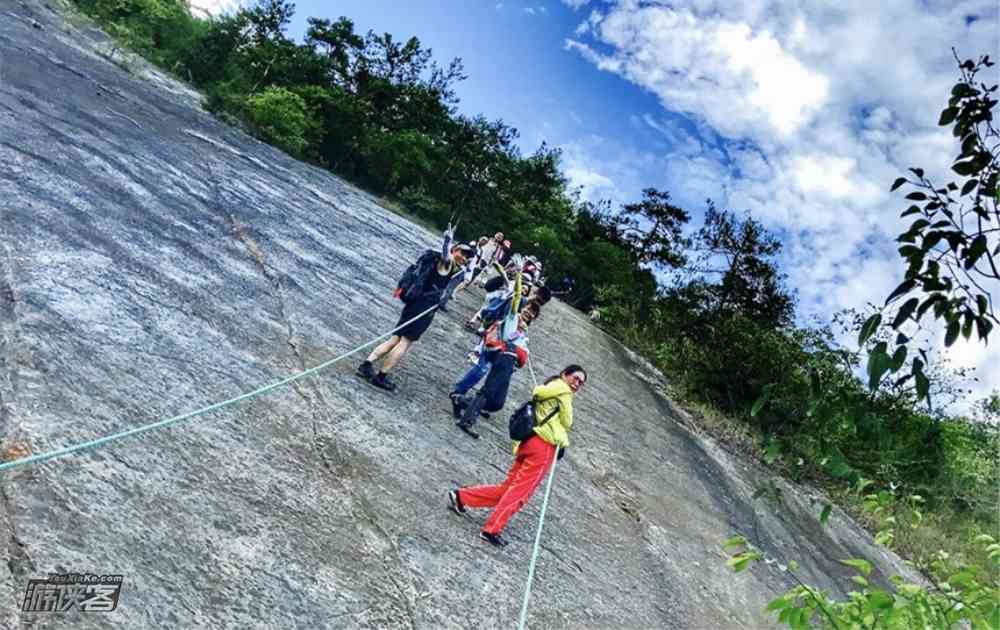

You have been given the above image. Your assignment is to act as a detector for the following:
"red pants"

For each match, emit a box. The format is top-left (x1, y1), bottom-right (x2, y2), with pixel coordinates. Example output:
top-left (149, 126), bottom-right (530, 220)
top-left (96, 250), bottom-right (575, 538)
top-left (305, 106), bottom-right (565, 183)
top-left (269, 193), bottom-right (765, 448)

top-left (458, 436), bottom-right (556, 535)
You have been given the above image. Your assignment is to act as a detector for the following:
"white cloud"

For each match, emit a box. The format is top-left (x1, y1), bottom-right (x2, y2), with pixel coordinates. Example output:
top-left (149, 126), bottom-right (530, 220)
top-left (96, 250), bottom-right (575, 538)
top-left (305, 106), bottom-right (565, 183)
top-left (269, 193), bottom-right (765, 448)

top-left (188, 0), bottom-right (241, 16)
top-left (564, 166), bottom-right (615, 201)
top-left (562, 0), bottom-right (591, 9)
top-left (564, 0), bottom-right (999, 408)
top-left (524, 7), bottom-right (536, 15)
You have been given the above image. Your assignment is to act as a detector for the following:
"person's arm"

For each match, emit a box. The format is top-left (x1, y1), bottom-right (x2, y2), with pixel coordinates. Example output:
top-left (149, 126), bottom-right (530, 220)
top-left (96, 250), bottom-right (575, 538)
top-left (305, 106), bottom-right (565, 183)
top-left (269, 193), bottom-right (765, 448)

top-left (440, 222), bottom-right (456, 263)
top-left (511, 268), bottom-right (523, 314)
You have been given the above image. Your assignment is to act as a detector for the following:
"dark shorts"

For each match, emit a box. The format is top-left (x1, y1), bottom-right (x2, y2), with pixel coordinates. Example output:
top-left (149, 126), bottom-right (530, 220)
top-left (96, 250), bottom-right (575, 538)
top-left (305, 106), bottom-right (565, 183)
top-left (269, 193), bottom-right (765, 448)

top-left (395, 299), bottom-right (438, 341)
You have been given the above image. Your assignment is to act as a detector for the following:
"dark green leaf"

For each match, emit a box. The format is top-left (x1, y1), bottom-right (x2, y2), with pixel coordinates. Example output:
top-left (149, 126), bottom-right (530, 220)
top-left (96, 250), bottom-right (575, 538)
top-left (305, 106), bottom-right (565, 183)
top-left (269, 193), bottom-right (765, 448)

top-left (964, 234), bottom-right (988, 268)
top-left (908, 218), bottom-right (929, 232)
top-left (900, 205), bottom-right (921, 217)
top-left (977, 318), bottom-right (994, 341)
top-left (904, 191), bottom-right (927, 201)
top-left (921, 231), bottom-right (943, 251)
top-left (897, 244), bottom-right (920, 257)
top-left (952, 160), bottom-right (978, 176)
top-left (891, 298), bottom-right (919, 328)
top-left (820, 504), bottom-right (832, 524)
top-left (945, 320), bottom-right (960, 347)
top-left (885, 280), bottom-right (916, 305)
top-left (867, 342), bottom-right (890, 389)
top-left (962, 313), bottom-right (974, 339)
top-left (890, 177), bottom-right (907, 191)
top-left (895, 332), bottom-right (909, 345)
top-left (960, 179), bottom-right (978, 196)
top-left (908, 167), bottom-right (925, 178)
top-left (913, 361), bottom-right (931, 400)
top-left (889, 345), bottom-right (907, 372)
top-left (858, 313), bottom-right (882, 346)
top-left (916, 294), bottom-right (945, 320)
top-left (977, 295), bottom-right (989, 315)
top-left (938, 107), bottom-right (959, 126)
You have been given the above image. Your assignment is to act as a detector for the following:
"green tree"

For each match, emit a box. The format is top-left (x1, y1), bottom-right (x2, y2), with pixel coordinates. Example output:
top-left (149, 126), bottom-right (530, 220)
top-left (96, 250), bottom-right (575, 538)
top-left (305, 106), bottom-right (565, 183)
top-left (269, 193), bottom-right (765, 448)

top-left (245, 87), bottom-right (310, 155)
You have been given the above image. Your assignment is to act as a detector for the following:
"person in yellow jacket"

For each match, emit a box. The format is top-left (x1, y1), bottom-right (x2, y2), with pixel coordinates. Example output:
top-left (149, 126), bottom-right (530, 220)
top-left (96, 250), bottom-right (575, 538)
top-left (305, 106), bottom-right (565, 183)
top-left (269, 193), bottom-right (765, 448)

top-left (448, 365), bottom-right (587, 547)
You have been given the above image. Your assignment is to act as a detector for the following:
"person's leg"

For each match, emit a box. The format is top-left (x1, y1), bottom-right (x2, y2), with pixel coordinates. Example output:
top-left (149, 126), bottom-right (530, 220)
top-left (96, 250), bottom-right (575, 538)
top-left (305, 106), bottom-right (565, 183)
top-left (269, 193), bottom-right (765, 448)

top-left (453, 352), bottom-right (491, 395)
top-left (366, 335), bottom-right (400, 364)
top-left (458, 453), bottom-right (525, 509)
top-left (458, 391), bottom-right (488, 427)
top-left (481, 438), bottom-right (556, 535)
top-left (380, 336), bottom-right (412, 372)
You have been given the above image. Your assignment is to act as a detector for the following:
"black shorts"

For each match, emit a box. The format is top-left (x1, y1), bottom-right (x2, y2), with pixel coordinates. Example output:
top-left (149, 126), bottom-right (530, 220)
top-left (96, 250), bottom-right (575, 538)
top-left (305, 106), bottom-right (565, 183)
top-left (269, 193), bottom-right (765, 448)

top-left (395, 299), bottom-right (438, 341)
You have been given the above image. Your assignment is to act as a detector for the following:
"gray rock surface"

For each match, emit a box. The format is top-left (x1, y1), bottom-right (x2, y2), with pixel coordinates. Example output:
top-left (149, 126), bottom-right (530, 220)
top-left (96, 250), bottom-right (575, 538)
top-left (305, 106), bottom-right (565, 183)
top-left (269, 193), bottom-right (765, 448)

top-left (0, 2), bottom-right (920, 628)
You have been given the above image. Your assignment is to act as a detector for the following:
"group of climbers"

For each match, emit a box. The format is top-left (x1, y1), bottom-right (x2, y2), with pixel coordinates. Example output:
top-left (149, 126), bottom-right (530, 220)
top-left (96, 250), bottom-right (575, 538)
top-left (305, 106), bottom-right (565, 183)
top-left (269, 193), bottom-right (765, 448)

top-left (356, 224), bottom-right (585, 548)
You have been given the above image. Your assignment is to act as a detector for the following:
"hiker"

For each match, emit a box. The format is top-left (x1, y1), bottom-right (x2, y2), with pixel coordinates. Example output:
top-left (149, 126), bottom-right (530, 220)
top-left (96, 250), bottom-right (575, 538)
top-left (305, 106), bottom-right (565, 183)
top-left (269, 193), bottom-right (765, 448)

top-left (479, 236), bottom-right (510, 288)
top-left (448, 365), bottom-right (587, 547)
top-left (357, 226), bottom-right (473, 391)
top-left (449, 266), bottom-right (538, 437)
top-left (465, 262), bottom-right (518, 332)
top-left (450, 237), bottom-right (489, 298)
top-left (441, 239), bottom-right (483, 308)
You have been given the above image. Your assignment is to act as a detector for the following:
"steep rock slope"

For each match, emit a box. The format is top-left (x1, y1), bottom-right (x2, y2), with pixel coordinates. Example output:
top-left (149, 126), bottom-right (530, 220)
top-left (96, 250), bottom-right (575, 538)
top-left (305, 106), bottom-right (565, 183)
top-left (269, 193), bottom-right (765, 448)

top-left (0, 2), bottom-right (917, 628)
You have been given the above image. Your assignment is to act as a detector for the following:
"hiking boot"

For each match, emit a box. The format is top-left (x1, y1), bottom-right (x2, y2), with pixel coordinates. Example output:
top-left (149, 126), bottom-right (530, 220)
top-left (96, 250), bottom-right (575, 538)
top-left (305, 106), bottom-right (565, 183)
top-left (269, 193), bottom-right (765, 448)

top-left (448, 489), bottom-right (466, 515)
top-left (357, 360), bottom-right (375, 381)
top-left (479, 531), bottom-right (508, 547)
top-left (461, 392), bottom-right (487, 426)
top-left (371, 372), bottom-right (398, 392)
top-left (456, 420), bottom-right (480, 439)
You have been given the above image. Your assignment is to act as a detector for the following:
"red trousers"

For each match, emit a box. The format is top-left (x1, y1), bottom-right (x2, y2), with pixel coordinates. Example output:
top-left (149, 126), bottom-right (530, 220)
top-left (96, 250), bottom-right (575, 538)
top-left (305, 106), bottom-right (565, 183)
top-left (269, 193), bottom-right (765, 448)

top-left (458, 436), bottom-right (557, 535)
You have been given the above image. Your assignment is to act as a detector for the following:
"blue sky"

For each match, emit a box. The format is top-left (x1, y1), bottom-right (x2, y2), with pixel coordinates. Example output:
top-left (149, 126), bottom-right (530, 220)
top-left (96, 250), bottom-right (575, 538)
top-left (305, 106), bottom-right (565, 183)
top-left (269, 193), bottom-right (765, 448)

top-left (193, 0), bottom-right (998, 410)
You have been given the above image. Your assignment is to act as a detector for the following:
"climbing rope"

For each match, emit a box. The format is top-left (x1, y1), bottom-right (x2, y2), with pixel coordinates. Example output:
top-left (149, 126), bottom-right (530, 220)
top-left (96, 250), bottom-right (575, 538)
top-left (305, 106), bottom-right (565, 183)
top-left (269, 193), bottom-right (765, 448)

top-left (0, 303), bottom-right (440, 473)
top-left (517, 354), bottom-right (559, 630)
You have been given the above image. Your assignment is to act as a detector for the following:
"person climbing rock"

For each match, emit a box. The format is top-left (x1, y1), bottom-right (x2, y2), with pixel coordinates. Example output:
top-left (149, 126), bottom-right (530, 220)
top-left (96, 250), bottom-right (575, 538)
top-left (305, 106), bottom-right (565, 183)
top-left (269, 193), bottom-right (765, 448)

top-left (466, 262), bottom-right (517, 332)
top-left (449, 265), bottom-right (538, 434)
top-left (357, 225), bottom-right (473, 392)
top-left (448, 365), bottom-right (586, 547)
top-left (461, 236), bottom-right (491, 288)
top-left (478, 234), bottom-right (508, 288)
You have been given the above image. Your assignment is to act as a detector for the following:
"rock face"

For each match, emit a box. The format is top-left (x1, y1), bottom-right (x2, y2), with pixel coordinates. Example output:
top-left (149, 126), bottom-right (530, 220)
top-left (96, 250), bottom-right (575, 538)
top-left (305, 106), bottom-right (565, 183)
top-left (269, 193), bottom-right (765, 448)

top-left (0, 2), bottom-right (918, 628)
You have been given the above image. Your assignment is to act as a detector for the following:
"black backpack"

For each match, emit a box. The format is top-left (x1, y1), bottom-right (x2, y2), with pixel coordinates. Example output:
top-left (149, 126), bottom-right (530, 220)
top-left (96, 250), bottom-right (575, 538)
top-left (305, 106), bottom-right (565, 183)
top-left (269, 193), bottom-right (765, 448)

top-left (397, 251), bottom-right (439, 303)
top-left (508, 397), bottom-right (560, 441)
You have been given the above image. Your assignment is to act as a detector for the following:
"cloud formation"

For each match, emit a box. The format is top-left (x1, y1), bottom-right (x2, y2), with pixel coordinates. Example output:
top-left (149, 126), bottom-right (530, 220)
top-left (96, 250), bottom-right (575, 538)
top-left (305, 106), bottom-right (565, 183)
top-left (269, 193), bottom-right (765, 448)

top-left (566, 0), bottom-right (999, 406)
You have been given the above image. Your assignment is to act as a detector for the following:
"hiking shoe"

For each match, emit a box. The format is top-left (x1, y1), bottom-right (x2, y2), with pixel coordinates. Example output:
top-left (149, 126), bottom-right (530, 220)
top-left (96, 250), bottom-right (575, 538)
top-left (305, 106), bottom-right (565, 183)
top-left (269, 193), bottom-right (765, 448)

top-left (371, 372), bottom-right (398, 392)
top-left (448, 489), bottom-right (466, 515)
top-left (479, 531), bottom-right (508, 547)
top-left (357, 360), bottom-right (375, 381)
top-left (456, 420), bottom-right (480, 439)
top-left (479, 411), bottom-right (491, 419)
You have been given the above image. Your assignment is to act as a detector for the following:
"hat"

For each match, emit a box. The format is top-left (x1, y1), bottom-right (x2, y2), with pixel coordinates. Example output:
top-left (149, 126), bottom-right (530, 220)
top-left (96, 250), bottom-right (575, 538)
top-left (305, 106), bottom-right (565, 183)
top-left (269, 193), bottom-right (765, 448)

top-left (453, 243), bottom-right (475, 257)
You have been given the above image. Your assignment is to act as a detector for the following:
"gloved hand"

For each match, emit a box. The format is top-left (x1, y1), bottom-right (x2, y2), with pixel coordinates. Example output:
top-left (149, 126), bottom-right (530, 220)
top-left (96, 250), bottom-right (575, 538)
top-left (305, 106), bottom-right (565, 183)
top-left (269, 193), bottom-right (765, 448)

top-left (514, 346), bottom-right (528, 369)
top-left (510, 253), bottom-right (524, 269)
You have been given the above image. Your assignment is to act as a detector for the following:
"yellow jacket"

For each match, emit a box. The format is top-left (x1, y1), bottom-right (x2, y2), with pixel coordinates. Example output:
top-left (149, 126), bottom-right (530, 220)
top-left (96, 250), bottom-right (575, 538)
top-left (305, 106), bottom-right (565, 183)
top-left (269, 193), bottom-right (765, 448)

top-left (523, 379), bottom-right (575, 449)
